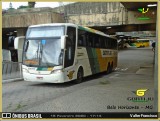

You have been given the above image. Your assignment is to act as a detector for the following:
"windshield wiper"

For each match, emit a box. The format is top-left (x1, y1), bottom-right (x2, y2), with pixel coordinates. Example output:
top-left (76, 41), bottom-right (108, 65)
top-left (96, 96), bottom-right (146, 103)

top-left (39, 42), bottom-right (43, 66)
top-left (35, 41), bottom-right (43, 65)
top-left (24, 40), bottom-right (29, 52)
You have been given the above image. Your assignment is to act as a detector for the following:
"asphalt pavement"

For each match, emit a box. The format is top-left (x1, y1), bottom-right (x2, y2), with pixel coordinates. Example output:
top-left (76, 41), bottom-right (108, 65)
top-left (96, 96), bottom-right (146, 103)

top-left (2, 47), bottom-right (156, 112)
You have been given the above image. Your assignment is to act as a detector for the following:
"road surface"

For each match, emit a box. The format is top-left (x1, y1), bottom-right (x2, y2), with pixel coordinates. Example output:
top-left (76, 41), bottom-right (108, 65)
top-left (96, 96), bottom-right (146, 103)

top-left (2, 47), bottom-right (155, 112)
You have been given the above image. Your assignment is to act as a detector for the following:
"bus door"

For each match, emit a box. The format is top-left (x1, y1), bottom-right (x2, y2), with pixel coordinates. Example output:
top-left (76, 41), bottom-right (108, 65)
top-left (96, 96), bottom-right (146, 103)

top-left (64, 26), bottom-right (76, 80)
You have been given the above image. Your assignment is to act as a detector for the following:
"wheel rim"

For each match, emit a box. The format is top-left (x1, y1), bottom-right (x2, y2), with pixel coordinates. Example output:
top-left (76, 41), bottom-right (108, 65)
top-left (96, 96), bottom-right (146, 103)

top-left (76, 69), bottom-right (83, 83)
top-left (78, 70), bottom-right (82, 81)
top-left (110, 64), bottom-right (113, 72)
top-left (107, 64), bottom-right (110, 74)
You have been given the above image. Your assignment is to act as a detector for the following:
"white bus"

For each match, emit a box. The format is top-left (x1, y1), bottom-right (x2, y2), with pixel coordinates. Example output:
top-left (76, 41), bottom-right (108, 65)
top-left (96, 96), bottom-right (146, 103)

top-left (19, 23), bottom-right (117, 83)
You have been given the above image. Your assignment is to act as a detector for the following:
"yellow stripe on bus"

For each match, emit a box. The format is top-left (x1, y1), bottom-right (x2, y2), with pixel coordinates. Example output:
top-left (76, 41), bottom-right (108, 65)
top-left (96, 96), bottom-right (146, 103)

top-left (96, 49), bottom-right (107, 72)
top-left (96, 49), bottom-right (117, 72)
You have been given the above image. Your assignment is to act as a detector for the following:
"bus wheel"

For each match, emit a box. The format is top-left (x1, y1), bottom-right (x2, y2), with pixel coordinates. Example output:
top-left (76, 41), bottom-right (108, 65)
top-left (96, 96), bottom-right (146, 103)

top-left (75, 67), bottom-right (83, 84)
top-left (110, 63), bottom-right (113, 73)
top-left (107, 63), bottom-right (110, 74)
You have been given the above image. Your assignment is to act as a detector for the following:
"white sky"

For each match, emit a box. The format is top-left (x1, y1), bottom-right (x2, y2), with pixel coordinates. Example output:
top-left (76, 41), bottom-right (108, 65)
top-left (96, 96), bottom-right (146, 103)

top-left (2, 2), bottom-right (73, 9)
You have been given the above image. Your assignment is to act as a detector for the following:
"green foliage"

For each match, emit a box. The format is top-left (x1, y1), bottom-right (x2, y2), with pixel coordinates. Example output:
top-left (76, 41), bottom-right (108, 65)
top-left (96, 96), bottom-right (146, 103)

top-left (8, 8), bottom-right (15, 11)
top-left (18, 5), bottom-right (29, 9)
top-left (28, 2), bottom-right (36, 8)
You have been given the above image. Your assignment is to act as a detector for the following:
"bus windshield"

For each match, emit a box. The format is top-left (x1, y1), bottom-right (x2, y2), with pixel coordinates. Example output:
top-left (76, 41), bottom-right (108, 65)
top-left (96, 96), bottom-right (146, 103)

top-left (23, 26), bottom-right (65, 67)
top-left (23, 38), bottom-right (63, 67)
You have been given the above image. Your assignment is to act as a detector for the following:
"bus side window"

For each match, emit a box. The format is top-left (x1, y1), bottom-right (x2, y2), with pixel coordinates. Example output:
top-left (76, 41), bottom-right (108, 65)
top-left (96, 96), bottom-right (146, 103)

top-left (94, 35), bottom-right (99, 48)
top-left (111, 39), bottom-right (114, 49)
top-left (86, 33), bottom-right (91, 47)
top-left (82, 35), bottom-right (86, 46)
top-left (78, 29), bottom-right (86, 47)
top-left (108, 39), bottom-right (111, 49)
top-left (105, 38), bottom-right (108, 49)
top-left (107, 39), bottom-right (110, 49)
top-left (101, 37), bottom-right (106, 49)
top-left (115, 40), bottom-right (117, 49)
top-left (78, 35), bottom-right (86, 47)
top-left (78, 36), bottom-right (83, 46)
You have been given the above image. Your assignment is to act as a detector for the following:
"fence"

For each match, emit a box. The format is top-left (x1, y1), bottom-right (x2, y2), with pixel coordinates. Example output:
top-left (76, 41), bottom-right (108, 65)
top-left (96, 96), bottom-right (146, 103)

top-left (2, 61), bottom-right (23, 81)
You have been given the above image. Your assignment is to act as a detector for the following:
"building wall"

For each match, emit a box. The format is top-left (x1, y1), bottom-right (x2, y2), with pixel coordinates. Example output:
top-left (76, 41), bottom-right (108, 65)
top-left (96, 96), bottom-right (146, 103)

top-left (127, 10), bottom-right (156, 24)
top-left (2, 8), bottom-right (65, 28)
top-left (60, 2), bottom-right (156, 26)
top-left (65, 2), bottom-right (127, 26)
top-left (2, 3), bottom-right (157, 28)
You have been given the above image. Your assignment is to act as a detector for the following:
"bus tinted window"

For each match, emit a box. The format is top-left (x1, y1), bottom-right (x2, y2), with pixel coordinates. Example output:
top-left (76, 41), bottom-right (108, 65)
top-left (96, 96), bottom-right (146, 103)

top-left (86, 33), bottom-right (94, 47)
top-left (78, 27), bottom-right (117, 49)
top-left (108, 38), bottom-right (111, 49)
top-left (94, 35), bottom-right (100, 48)
top-left (78, 29), bottom-right (86, 47)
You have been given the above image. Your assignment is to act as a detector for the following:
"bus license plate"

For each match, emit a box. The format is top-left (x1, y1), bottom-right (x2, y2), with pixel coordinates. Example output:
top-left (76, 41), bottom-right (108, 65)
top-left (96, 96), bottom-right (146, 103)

top-left (37, 77), bottom-right (43, 80)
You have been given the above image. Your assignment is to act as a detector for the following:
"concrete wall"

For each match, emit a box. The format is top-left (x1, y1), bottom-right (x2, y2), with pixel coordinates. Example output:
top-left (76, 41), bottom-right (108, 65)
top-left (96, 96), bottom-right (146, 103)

top-left (54, 2), bottom-right (156, 26)
top-left (65, 2), bottom-right (121, 15)
top-left (2, 7), bottom-right (65, 28)
top-left (128, 10), bottom-right (156, 24)
top-left (64, 2), bottom-right (127, 26)
top-left (68, 12), bottom-right (126, 26)
top-left (2, 3), bottom-right (157, 28)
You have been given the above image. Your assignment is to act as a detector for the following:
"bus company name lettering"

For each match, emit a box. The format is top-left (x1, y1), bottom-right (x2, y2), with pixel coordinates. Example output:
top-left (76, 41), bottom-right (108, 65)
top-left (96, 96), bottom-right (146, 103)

top-left (102, 50), bottom-right (116, 56)
top-left (103, 50), bottom-right (112, 56)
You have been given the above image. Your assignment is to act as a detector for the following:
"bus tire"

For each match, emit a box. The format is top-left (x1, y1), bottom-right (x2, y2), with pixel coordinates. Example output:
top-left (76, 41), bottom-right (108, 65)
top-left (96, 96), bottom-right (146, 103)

top-left (110, 62), bottom-right (113, 73)
top-left (75, 67), bottom-right (83, 84)
top-left (107, 63), bottom-right (110, 74)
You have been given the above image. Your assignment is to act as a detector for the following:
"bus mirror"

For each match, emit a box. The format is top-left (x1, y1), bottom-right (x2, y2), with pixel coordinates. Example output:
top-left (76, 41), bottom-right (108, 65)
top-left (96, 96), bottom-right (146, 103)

top-left (14, 36), bottom-right (25, 50)
top-left (61, 36), bottom-right (66, 49)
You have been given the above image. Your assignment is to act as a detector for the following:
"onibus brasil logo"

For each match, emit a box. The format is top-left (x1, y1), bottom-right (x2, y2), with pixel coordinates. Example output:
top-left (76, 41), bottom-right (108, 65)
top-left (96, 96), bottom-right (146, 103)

top-left (127, 89), bottom-right (153, 102)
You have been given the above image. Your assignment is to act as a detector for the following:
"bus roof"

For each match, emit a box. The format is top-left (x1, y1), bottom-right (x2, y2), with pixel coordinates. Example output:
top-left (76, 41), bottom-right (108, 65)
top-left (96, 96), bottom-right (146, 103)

top-left (29, 23), bottom-right (115, 40)
top-left (78, 26), bottom-right (107, 37)
top-left (29, 23), bottom-right (77, 28)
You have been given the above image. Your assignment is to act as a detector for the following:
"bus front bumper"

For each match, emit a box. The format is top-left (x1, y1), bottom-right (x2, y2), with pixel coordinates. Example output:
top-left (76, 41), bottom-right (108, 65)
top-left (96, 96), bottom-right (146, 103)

top-left (23, 71), bottom-right (65, 83)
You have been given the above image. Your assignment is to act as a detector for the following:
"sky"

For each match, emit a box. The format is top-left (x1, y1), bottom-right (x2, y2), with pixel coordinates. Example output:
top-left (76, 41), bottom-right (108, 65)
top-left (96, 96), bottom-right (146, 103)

top-left (2, 2), bottom-right (73, 9)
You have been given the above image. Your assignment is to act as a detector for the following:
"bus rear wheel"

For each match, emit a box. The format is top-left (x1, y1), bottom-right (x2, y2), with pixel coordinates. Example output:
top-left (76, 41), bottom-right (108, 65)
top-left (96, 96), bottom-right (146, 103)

top-left (110, 63), bottom-right (113, 73)
top-left (107, 63), bottom-right (110, 74)
top-left (75, 67), bottom-right (83, 84)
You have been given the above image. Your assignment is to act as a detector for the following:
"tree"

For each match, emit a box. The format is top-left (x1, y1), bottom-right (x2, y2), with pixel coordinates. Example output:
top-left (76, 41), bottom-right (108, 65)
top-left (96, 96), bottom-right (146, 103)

top-left (28, 2), bottom-right (36, 8)
top-left (8, 2), bottom-right (15, 10)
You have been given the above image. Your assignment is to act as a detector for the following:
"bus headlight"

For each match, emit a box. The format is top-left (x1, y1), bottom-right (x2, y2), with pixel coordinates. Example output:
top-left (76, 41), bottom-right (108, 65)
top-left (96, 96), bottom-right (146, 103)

top-left (51, 69), bottom-right (62, 74)
top-left (23, 68), bottom-right (29, 73)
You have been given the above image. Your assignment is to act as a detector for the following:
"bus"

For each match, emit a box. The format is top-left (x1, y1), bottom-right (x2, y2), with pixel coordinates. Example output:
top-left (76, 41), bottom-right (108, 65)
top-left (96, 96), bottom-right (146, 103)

top-left (18, 23), bottom-right (117, 83)
top-left (124, 39), bottom-right (150, 48)
top-left (135, 39), bottom-right (150, 48)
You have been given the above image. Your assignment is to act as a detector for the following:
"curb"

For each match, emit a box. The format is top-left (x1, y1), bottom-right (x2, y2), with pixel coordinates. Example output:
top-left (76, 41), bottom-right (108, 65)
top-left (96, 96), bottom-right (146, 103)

top-left (2, 78), bottom-right (23, 84)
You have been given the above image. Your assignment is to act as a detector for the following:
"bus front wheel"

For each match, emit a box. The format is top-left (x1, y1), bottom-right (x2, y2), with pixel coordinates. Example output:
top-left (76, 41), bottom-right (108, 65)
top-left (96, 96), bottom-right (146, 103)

top-left (75, 67), bottom-right (83, 84)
